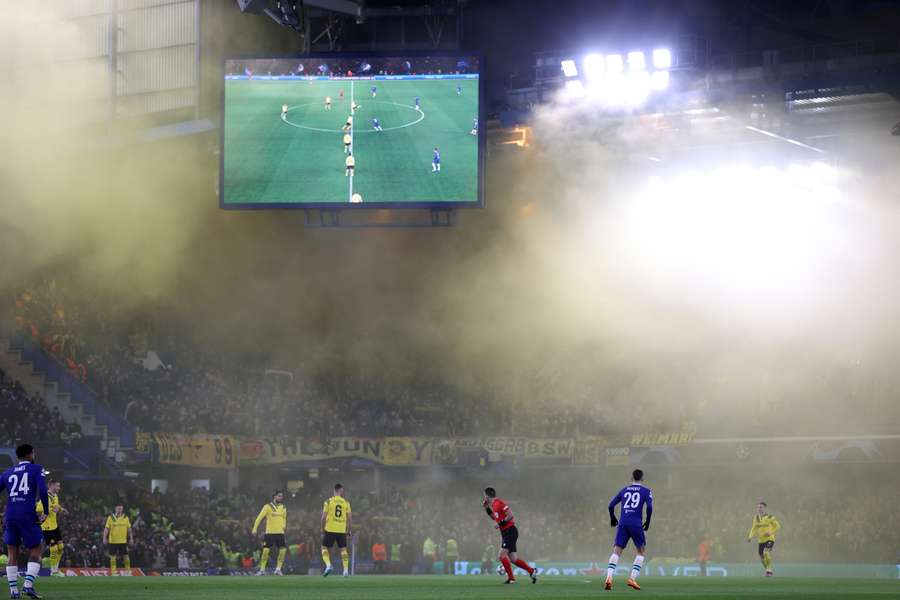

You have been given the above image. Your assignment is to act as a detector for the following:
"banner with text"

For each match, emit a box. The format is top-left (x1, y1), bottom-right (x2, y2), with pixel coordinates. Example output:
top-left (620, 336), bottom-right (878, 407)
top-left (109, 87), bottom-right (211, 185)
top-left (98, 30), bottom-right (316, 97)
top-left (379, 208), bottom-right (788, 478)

top-left (152, 434), bottom-right (239, 469)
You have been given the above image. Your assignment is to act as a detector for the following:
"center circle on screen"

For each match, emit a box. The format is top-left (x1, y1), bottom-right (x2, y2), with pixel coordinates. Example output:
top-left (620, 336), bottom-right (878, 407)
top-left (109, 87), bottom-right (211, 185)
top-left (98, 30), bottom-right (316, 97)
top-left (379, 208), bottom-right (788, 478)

top-left (282, 100), bottom-right (424, 133)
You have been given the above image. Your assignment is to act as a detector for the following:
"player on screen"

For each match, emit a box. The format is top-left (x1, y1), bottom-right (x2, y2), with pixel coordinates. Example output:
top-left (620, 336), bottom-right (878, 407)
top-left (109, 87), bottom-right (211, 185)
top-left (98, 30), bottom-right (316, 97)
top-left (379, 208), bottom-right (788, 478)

top-left (482, 487), bottom-right (537, 585)
top-left (2, 444), bottom-right (48, 599)
top-left (321, 483), bottom-right (352, 577)
top-left (103, 503), bottom-right (133, 576)
top-left (343, 133), bottom-right (352, 154)
top-left (345, 153), bottom-right (355, 177)
top-left (352, 100), bottom-right (360, 113)
top-left (281, 103), bottom-right (288, 118)
top-left (371, 85), bottom-right (377, 98)
top-left (325, 96), bottom-right (332, 110)
top-left (343, 115), bottom-right (353, 132)
top-left (38, 479), bottom-right (67, 577)
top-left (606, 469), bottom-right (653, 591)
top-left (252, 491), bottom-right (288, 576)
top-left (414, 96), bottom-right (420, 110)
top-left (457, 84), bottom-right (462, 96)
top-left (371, 117), bottom-right (382, 132)
top-left (470, 117), bottom-right (478, 136)
top-left (432, 147), bottom-right (441, 172)
top-left (748, 502), bottom-right (781, 577)
top-left (339, 89), bottom-right (344, 99)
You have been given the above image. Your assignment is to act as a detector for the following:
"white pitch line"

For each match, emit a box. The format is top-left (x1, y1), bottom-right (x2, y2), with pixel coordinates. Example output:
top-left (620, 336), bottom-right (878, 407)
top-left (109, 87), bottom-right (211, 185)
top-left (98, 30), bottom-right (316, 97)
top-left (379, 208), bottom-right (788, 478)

top-left (283, 101), bottom-right (425, 133)
top-left (349, 79), bottom-right (354, 203)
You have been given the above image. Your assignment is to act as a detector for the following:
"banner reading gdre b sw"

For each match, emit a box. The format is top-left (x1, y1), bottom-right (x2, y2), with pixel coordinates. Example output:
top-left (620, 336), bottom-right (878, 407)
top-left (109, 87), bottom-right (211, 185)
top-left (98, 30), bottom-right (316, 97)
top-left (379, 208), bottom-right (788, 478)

top-left (222, 55), bottom-right (483, 209)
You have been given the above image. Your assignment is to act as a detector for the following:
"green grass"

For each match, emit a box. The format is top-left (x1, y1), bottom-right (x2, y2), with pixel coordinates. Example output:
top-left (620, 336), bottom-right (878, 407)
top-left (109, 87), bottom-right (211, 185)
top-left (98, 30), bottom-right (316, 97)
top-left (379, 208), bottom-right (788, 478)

top-left (29, 575), bottom-right (900, 600)
top-left (223, 78), bottom-right (479, 205)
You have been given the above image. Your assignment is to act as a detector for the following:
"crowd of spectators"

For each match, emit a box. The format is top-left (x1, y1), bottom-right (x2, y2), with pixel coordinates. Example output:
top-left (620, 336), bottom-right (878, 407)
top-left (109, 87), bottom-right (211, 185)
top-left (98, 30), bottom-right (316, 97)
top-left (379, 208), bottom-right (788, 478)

top-left (0, 368), bottom-right (81, 446)
top-left (9, 279), bottom-right (898, 441)
top-left (3, 479), bottom-right (895, 572)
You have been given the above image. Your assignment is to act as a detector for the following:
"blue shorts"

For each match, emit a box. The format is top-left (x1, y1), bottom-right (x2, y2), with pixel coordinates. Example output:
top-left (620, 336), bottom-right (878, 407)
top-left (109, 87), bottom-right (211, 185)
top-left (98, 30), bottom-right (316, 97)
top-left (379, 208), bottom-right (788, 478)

top-left (4, 518), bottom-right (44, 548)
top-left (614, 522), bottom-right (646, 550)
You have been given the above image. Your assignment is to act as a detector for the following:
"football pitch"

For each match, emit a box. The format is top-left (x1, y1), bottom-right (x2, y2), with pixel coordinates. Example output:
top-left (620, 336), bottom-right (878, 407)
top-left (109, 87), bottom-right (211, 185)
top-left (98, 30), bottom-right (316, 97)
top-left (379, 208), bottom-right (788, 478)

top-left (31, 575), bottom-right (900, 600)
top-left (223, 78), bottom-right (479, 206)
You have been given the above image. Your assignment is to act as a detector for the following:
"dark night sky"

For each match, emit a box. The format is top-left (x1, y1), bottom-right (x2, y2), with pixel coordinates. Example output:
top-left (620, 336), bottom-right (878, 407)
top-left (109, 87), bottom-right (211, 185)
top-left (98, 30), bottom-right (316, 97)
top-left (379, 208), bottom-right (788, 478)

top-left (458, 0), bottom-right (900, 102)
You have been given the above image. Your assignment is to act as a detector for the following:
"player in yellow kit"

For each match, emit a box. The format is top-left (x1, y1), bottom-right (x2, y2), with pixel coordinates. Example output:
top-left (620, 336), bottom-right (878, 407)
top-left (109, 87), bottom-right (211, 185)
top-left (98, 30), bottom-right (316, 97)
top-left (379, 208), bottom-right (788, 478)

top-left (103, 504), bottom-right (133, 575)
top-left (747, 501), bottom-right (781, 577)
top-left (252, 491), bottom-right (287, 576)
top-left (39, 480), bottom-right (67, 577)
top-left (321, 483), bottom-right (352, 578)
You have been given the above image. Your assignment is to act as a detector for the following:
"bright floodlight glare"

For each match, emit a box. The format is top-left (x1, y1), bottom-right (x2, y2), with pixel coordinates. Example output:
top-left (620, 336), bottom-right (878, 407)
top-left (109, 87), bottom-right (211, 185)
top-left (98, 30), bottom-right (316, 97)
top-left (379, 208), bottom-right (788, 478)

top-left (560, 59), bottom-right (578, 77)
top-left (620, 163), bottom-right (847, 302)
top-left (652, 48), bottom-right (672, 69)
top-left (627, 51), bottom-right (646, 71)
top-left (606, 53), bottom-right (624, 74)
top-left (650, 70), bottom-right (669, 90)
top-left (564, 79), bottom-right (585, 99)
top-left (583, 53), bottom-right (604, 80)
top-left (624, 71), bottom-right (651, 105)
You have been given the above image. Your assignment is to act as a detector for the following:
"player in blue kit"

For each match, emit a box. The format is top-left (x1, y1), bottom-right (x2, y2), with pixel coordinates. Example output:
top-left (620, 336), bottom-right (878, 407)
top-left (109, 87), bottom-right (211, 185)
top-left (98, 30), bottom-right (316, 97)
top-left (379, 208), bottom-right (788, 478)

top-left (414, 96), bottom-right (420, 110)
top-left (470, 117), bottom-right (478, 136)
top-left (457, 84), bottom-right (462, 96)
top-left (606, 469), bottom-right (652, 591)
top-left (371, 85), bottom-right (377, 98)
top-left (431, 147), bottom-right (441, 172)
top-left (371, 117), bottom-right (383, 132)
top-left (2, 444), bottom-right (49, 599)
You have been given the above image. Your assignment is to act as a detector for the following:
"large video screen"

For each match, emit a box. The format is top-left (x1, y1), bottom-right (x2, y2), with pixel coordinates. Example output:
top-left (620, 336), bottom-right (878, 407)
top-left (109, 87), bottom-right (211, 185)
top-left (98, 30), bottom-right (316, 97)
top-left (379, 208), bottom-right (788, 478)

top-left (221, 54), bottom-right (482, 209)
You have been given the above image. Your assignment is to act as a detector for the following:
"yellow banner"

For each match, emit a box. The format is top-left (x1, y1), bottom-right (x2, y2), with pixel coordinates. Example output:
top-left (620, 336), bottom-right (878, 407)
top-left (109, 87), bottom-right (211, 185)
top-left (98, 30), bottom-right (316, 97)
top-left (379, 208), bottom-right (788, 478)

top-left (629, 432), bottom-right (695, 447)
top-left (153, 433), bottom-right (239, 469)
top-left (573, 437), bottom-right (608, 465)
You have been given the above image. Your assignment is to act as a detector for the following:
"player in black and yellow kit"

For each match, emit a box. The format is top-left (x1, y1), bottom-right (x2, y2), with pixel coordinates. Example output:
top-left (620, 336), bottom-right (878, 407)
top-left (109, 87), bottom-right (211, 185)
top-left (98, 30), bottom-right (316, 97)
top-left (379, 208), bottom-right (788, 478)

top-left (103, 504), bottom-right (132, 575)
top-left (747, 501), bottom-right (781, 576)
top-left (38, 479), bottom-right (67, 577)
top-left (252, 491), bottom-right (287, 576)
top-left (321, 483), bottom-right (352, 577)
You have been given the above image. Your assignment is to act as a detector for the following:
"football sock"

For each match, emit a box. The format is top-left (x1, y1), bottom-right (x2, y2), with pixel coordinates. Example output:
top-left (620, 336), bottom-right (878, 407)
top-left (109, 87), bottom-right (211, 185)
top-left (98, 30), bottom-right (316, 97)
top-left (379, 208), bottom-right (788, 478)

top-left (500, 557), bottom-right (513, 579)
top-left (630, 555), bottom-right (644, 580)
top-left (607, 553), bottom-right (620, 579)
top-left (321, 548), bottom-right (332, 568)
top-left (123, 555), bottom-right (131, 571)
top-left (259, 548), bottom-right (270, 570)
top-left (340, 549), bottom-right (349, 571)
top-left (49, 545), bottom-right (58, 571)
top-left (24, 562), bottom-right (39, 589)
top-left (7, 566), bottom-right (18, 592)
top-left (276, 548), bottom-right (286, 570)
top-left (54, 543), bottom-right (64, 569)
top-left (513, 559), bottom-right (533, 574)
top-left (110, 556), bottom-right (117, 575)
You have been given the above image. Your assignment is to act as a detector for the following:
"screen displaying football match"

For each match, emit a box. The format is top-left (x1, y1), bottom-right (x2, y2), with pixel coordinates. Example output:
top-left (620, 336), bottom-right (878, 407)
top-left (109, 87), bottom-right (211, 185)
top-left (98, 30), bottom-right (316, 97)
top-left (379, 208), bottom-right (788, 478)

top-left (222, 55), bottom-right (482, 208)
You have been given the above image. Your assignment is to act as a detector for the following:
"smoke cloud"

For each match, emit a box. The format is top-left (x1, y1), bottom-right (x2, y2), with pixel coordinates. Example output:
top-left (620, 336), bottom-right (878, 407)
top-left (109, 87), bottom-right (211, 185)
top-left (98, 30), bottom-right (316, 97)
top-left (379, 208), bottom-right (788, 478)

top-left (2, 2), bottom-right (900, 439)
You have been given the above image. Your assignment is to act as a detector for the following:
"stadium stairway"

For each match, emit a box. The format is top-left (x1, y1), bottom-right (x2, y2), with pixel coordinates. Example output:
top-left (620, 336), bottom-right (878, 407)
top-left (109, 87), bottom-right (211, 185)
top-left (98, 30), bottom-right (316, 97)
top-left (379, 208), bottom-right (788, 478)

top-left (0, 333), bottom-right (133, 464)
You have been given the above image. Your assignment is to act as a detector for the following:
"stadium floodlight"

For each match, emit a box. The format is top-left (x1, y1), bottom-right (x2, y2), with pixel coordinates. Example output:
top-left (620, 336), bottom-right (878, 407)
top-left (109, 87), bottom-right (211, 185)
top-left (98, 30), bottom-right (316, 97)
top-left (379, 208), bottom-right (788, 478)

top-left (652, 48), bottom-right (672, 69)
top-left (564, 79), bottom-right (585, 99)
top-left (627, 51), bottom-right (646, 71)
top-left (583, 54), bottom-right (604, 80)
top-left (650, 70), bottom-right (670, 90)
top-left (624, 71), bottom-right (651, 105)
top-left (606, 54), bottom-right (624, 75)
top-left (561, 59), bottom-right (578, 77)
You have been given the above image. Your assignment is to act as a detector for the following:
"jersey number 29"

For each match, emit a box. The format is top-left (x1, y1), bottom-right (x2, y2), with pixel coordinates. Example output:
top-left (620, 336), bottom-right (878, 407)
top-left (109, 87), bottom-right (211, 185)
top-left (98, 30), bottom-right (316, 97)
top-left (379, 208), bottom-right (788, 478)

top-left (622, 491), bottom-right (640, 509)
